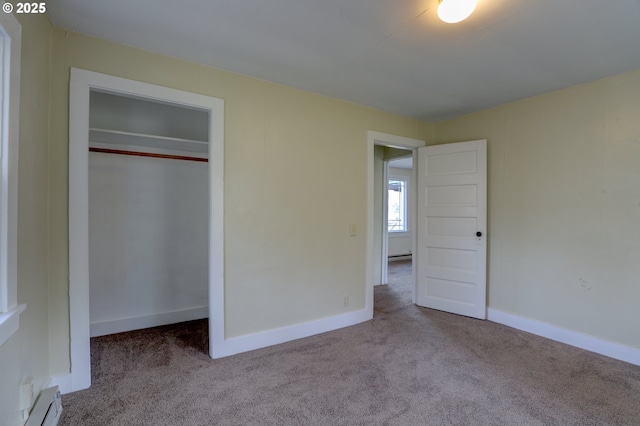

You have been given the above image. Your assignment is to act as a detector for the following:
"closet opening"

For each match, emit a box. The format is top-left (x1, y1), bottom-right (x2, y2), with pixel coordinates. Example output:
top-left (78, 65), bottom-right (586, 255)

top-left (68, 69), bottom-right (225, 392)
top-left (88, 90), bottom-right (210, 339)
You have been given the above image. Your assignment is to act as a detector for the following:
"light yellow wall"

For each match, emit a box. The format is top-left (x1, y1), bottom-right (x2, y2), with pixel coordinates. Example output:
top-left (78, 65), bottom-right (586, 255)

top-left (0, 14), bottom-right (52, 424)
top-left (48, 29), bottom-right (434, 375)
top-left (434, 69), bottom-right (640, 349)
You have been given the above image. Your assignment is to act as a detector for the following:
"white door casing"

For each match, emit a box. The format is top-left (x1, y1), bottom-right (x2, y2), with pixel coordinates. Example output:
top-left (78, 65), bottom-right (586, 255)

top-left (67, 69), bottom-right (224, 393)
top-left (366, 131), bottom-right (424, 316)
top-left (416, 140), bottom-right (487, 319)
top-left (381, 160), bottom-right (389, 285)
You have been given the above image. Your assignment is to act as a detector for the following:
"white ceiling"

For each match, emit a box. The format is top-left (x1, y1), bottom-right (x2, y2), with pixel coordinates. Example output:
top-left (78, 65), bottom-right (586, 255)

top-left (46, 0), bottom-right (640, 120)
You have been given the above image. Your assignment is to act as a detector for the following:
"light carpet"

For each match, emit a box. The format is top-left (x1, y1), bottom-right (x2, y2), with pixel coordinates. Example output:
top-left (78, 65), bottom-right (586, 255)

top-left (60, 260), bottom-right (640, 425)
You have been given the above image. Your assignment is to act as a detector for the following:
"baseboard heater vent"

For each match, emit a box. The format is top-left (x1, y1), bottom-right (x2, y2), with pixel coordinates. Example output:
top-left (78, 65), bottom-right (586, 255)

top-left (389, 254), bottom-right (412, 261)
top-left (26, 386), bottom-right (62, 426)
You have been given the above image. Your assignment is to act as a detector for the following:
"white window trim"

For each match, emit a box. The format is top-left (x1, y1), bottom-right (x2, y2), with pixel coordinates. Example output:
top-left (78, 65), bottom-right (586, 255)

top-left (0, 7), bottom-right (23, 347)
top-left (387, 174), bottom-right (409, 235)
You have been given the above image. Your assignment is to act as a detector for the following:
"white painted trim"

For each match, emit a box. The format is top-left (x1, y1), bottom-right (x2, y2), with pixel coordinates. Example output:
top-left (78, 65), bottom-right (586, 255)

top-left (0, 7), bottom-right (21, 345)
top-left (366, 131), bottom-right (425, 316)
top-left (90, 306), bottom-right (208, 337)
top-left (68, 69), bottom-right (92, 392)
top-left (216, 308), bottom-right (371, 357)
top-left (380, 161), bottom-right (389, 285)
top-left (368, 131), bottom-right (426, 150)
top-left (206, 86), bottom-right (225, 362)
top-left (49, 374), bottom-right (72, 395)
top-left (0, 303), bottom-right (25, 346)
top-left (388, 231), bottom-right (410, 238)
top-left (410, 150), bottom-right (418, 304)
top-left (69, 68), bottom-right (225, 392)
top-left (488, 308), bottom-right (640, 366)
top-left (387, 172), bottom-right (409, 234)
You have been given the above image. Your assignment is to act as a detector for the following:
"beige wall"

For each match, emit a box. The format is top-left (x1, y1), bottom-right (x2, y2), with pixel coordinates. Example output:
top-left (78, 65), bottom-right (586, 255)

top-left (434, 69), bottom-right (640, 349)
top-left (48, 29), bottom-right (434, 375)
top-left (0, 14), bottom-right (52, 424)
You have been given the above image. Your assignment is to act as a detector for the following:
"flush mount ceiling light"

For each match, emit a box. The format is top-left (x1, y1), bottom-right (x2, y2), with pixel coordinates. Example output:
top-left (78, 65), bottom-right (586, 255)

top-left (437, 0), bottom-right (477, 24)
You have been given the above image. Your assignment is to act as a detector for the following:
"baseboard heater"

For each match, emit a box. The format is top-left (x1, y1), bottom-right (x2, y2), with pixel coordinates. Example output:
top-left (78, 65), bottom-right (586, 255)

top-left (26, 386), bottom-right (62, 426)
top-left (389, 254), bottom-right (412, 261)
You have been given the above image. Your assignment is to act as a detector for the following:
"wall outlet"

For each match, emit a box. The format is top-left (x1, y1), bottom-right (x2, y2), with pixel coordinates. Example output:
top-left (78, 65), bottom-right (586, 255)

top-left (343, 295), bottom-right (349, 306)
top-left (19, 377), bottom-right (33, 411)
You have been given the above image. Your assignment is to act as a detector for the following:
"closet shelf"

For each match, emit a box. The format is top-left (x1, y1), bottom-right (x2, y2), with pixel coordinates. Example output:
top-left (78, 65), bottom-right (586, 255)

top-left (89, 128), bottom-right (208, 153)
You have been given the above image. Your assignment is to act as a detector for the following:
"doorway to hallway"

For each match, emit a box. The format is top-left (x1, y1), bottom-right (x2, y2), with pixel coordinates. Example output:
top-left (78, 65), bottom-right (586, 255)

top-left (366, 131), bottom-right (424, 318)
top-left (374, 259), bottom-right (413, 316)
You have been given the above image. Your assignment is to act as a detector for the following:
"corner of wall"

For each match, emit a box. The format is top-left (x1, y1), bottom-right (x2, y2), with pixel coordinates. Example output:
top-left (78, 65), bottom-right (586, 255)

top-left (418, 119), bottom-right (436, 146)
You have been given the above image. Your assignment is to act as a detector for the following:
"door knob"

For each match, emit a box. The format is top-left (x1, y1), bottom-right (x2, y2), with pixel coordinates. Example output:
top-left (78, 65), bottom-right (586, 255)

top-left (476, 231), bottom-right (482, 237)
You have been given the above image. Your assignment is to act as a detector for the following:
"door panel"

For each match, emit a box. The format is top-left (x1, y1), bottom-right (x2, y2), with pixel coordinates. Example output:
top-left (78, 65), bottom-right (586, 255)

top-left (426, 184), bottom-right (477, 207)
top-left (427, 217), bottom-right (476, 237)
top-left (416, 140), bottom-right (487, 319)
top-left (426, 277), bottom-right (476, 304)
top-left (426, 150), bottom-right (478, 175)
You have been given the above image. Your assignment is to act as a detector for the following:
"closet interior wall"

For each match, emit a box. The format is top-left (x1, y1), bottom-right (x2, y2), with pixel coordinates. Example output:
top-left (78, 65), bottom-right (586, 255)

top-left (88, 91), bottom-right (210, 337)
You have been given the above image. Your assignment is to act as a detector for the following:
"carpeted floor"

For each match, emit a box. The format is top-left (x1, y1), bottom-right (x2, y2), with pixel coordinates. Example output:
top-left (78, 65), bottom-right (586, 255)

top-left (61, 260), bottom-right (640, 425)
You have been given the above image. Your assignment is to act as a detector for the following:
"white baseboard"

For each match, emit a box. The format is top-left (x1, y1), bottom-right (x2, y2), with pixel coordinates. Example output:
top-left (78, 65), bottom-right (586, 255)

top-left (488, 308), bottom-right (640, 366)
top-left (90, 306), bottom-right (208, 337)
top-left (49, 374), bottom-right (73, 395)
top-left (211, 307), bottom-right (372, 358)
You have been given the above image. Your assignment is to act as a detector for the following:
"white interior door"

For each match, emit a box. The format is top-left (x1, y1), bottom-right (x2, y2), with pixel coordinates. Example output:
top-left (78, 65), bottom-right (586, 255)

top-left (416, 140), bottom-right (487, 319)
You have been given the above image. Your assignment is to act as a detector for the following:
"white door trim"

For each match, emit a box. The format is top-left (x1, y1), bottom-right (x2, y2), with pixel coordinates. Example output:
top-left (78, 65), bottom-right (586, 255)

top-left (366, 131), bottom-right (425, 317)
top-left (68, 69), bottom-right (224, 392)
top-left (380, 160), bottom-right (389, 285)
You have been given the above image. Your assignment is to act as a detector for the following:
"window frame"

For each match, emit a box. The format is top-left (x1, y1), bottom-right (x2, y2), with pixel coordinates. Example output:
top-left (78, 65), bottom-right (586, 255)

top-left (0, 7), bottom-right (23, 347)
top-left (387, 174), bottom-right (409, 235)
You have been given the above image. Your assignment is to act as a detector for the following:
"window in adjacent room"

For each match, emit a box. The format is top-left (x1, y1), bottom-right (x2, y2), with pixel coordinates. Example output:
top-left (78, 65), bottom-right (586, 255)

top-left (387, 177), bottom-right (408, 233)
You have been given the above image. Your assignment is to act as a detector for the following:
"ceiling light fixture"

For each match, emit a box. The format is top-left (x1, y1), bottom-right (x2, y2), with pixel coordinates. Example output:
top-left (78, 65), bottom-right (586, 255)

top-left (437, 0), bottom-right (477, 24)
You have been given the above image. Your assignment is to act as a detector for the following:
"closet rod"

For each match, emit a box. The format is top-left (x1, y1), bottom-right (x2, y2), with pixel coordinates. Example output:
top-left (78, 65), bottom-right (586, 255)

top-left (89, 147), bottom-right (208, 163)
